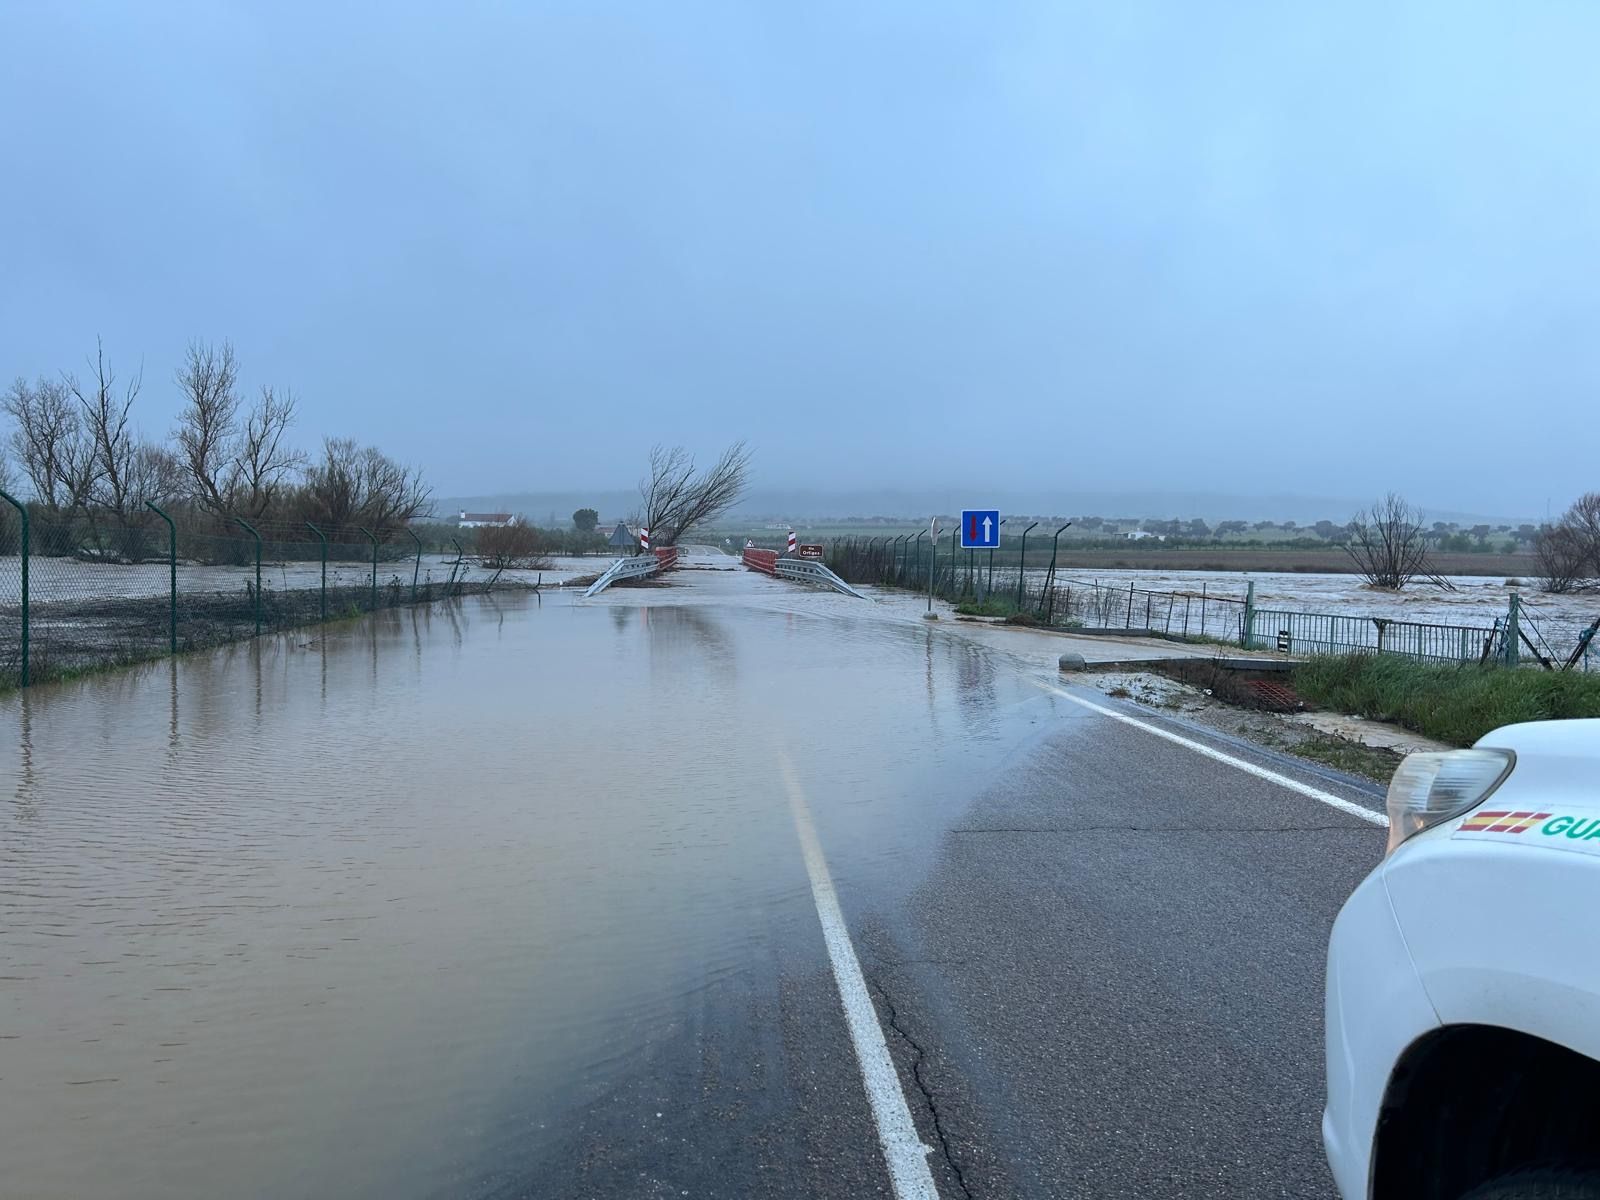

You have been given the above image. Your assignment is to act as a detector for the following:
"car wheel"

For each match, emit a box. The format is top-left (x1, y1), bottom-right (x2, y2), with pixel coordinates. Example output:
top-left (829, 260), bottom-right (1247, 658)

top-left (1462, 1168), bottom-right (1600, 1200)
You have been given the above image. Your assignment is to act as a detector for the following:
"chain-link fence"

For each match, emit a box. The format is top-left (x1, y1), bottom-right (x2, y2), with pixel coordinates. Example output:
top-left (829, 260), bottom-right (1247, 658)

top-left (0, 499), bottom-right (511, 690)
top-left (823, 534), bottom-right (1595, 669)
top-left (826, 535), bottom-right (1251, 637)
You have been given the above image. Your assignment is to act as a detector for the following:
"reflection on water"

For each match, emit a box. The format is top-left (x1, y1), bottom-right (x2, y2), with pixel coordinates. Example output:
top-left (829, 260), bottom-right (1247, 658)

top-left (0, 592), bottom-right (1040, 1198)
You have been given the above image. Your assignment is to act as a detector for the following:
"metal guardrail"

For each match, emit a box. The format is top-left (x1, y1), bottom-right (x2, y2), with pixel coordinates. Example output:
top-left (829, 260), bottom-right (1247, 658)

top-left (741, 546), bottom-right (868, 598)
top-left (1245, 607), bottom-right (1497, 663)
top-left (583, 554), bottom-right (663, 597)
top-left (775, 557), bottom-right (871, 600)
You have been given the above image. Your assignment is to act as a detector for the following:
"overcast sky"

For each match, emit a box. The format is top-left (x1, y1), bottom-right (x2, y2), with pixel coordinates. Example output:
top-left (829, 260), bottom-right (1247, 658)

top-left (2, 2), bottom-right (1595, 518)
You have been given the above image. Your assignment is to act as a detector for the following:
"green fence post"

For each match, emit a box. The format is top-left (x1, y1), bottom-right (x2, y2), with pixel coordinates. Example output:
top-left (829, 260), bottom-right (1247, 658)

top-left (1040, 522), bottom-right (1073, 618)
top-left (1242, 580), bottom-right (1256, 649)
top-left (144, 501), bottom-right (177, 654)
top-left (1505, 593), bottom-right (1521, 667)
top-left (1016, 522), bottom-right (1038, 609)
top-left (359, 527), bottom-right (378, 611)
top-left (988, 519), bottom-right (1005, 598)
top-left (305, 522), bottom-right (328, 622)
top-left (407, 527), bottom-right (422, 602)
top-left (234, 517), bottom-right (262, 637)
top-left (0, 488), bottom-right (28, 687)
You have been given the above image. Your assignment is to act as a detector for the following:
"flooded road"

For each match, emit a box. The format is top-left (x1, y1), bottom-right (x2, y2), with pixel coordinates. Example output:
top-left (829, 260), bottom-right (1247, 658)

top-left (2, 579), bottom-right (1048, 1198)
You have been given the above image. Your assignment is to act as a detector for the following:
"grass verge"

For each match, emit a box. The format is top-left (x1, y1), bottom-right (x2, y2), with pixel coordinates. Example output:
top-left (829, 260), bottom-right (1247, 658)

top-left (1292, 655), bottom-right (1600, 747)
top-left (1261, 730), bottom-right (1404, 783)
top-left (954, 597), bottom-right (1023, 618)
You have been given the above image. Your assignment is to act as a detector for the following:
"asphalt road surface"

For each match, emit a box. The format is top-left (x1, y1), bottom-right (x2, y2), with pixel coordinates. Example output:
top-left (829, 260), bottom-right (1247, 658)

top-left (1, 554), bottom-right (1388, 1199)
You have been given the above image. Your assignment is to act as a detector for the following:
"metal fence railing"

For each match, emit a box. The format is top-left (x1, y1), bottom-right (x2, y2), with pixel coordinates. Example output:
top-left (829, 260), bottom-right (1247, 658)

top-left (0, 498), bottom-right (519, 690)
top-left (1244, 609), bottom-right (1494, 663)
top-left (824, 534), bottom-right (1595, 670)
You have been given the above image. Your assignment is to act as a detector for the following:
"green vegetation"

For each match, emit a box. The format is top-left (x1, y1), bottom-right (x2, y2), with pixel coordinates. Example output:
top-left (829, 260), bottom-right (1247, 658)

top-left (1261, 729), bottom-right (1404, 783)
top-left (954, 597), bottom-right (1023, 618)
top-left (1293, 655), bottom-right (1600, 747)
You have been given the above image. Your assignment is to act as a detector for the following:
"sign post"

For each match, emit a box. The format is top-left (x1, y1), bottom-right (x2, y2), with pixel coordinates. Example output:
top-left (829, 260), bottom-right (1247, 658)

top-left (986, 518), bottom-right (1006, 600)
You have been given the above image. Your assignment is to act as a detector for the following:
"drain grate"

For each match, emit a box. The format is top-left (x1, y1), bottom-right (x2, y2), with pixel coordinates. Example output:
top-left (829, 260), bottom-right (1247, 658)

top-left (1248, 679), bottom-right (1303, 712)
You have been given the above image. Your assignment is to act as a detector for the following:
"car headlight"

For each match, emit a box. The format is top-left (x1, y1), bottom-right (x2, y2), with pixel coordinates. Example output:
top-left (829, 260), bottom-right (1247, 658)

top-left (1384, 748), bottom-right (1515, 856)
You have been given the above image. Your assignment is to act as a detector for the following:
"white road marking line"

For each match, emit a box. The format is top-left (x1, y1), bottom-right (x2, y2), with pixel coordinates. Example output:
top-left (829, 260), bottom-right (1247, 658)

top-left (1037, 682), bottom-right (1389, 828)
top-left (779, 752), bottom-right (941, 1200)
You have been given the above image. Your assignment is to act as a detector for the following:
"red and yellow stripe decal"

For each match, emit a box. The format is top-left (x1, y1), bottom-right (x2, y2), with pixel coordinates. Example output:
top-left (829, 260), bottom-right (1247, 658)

top-left (1458, 810), bottom-right (1551, 834)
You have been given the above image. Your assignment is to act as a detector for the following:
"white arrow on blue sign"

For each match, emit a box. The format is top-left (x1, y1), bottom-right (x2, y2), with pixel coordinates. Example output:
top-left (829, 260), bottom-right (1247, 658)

top-left (960, 509), bottom-right (1001, 549)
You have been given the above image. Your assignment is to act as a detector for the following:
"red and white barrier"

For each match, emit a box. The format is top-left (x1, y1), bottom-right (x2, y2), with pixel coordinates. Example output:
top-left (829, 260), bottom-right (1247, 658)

top-left (742, 547), bottom-right (779, 575)
top-left (640, 526), bottom-right (651, 552)
top-left (786, 530), bottom-right (797, 555)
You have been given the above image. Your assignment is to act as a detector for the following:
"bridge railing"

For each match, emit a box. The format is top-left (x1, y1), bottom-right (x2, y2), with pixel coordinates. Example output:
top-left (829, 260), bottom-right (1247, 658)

top-left (742, 546), bottom-right (867, 599)
top-left (742, 547), bottom-right (778, 575)
top-left (775, 558), bottom-right (870, 599)
top-left (583, 547), bottom-right (679, 598)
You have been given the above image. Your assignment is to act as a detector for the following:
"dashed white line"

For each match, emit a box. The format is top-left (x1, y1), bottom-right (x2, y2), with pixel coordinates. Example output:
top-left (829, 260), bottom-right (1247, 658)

top-left (1036, 682), bottom-right (1389, 828)
top-left (779, 751), bottom-right (940, 1200)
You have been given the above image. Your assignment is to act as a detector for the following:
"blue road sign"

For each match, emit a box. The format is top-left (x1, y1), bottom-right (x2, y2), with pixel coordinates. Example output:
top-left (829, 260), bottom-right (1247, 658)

top-left (960, 509), bottom-right (1001, 549)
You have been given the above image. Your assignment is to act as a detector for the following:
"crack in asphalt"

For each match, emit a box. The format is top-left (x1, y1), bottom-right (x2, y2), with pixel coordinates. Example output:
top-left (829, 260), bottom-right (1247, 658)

top-left (868, 977), bottom-right (975, 1200)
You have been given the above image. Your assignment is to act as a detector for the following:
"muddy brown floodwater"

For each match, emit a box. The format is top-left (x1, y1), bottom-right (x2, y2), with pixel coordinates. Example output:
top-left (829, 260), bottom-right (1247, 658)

top-left (1, 586), bottom-right (1044, 1198)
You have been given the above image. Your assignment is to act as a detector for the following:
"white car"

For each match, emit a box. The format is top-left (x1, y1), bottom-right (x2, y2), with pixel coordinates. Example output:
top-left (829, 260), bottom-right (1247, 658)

top-left (1325, 718), bottom-right (1600, 1200)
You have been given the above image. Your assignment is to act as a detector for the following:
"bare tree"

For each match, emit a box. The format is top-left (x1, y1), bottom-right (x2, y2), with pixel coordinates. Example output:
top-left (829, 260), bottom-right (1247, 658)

top-left (639, 444), bottom-right (695, 541)
top-left (1565, 493), bottom-right (1600, 560)
top-left (293, 437), bottom-right (431, 535)
top-left (127, 442), bottom-right (184, 509)
top-left (2, 376), bottom-right (91, 509)
top-left (55, 339), bottom-right (179, 560)
top-left (232, 385), bottom-right (304, 518)
top-left (1535, 493), bottom-right (1600, 593)
top-left (173, 342), bottom-right (304, 520)
top-left (296, 436), bottom-right (363, 529)
top-left (70, 339), bottom-right (142, 517)
top-left (173, 339), bottom-right (241, 516)
top-left (1534, 523), bottom-right (1593, 594)
top-left (356, 445), bottom-right (431, 533)
top-left (638, 441), bottom-right (752, 546)
top-left (1345, 493), bottom-right (1442, 590)
top-left (477, 517), bottom-right (546, 569)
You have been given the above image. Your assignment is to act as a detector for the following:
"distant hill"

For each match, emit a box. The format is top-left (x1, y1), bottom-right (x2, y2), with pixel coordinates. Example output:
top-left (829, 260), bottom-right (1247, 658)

top-left (432, 488), bottom-right (1534, 529)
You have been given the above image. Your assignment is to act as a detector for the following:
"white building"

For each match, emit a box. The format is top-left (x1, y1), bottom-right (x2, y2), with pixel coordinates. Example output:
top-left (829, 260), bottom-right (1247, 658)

top-left (457, 510), bottom-right (514, 529)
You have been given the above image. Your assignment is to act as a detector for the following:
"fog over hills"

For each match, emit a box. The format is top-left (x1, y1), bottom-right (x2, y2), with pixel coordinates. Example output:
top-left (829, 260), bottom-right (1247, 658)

top-left (436, 488), bottom-right (1535, 529)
